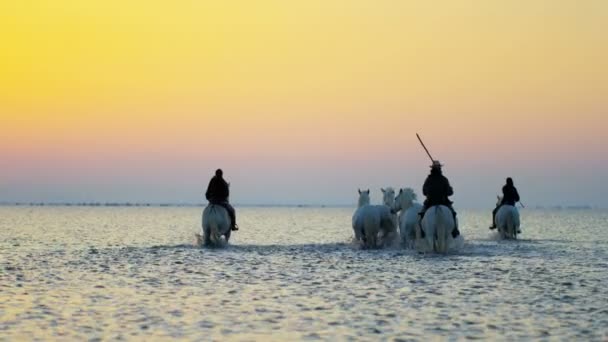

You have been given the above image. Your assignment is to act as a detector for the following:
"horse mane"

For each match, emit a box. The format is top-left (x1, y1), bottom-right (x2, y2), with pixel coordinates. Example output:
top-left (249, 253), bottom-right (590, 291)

top-left (403, 188), bottom-right (417, 201)
top-left (398, 187), bottom-right (417, 202)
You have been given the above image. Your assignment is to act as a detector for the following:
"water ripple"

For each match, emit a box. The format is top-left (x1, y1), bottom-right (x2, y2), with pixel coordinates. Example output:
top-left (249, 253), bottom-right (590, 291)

top-left (1, 207), bottom-right (607, 340)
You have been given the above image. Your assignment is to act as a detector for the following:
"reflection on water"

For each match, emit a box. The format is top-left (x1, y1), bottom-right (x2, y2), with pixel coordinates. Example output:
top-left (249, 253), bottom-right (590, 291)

top-left (1, 207), bottom-right (607, 340)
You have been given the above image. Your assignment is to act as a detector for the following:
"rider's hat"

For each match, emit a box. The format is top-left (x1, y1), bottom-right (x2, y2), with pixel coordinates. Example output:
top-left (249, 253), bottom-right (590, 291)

top-left (430, 160), bottom-right (443, 169)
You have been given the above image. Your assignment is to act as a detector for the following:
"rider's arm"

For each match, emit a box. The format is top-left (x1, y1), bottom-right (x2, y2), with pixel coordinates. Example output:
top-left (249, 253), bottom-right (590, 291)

top-left (219, 180), bottom-right (229, 200)
top-left (205, 181), bottom-right (212, 200)
top-left (445, 177), bottom-right (454, 196)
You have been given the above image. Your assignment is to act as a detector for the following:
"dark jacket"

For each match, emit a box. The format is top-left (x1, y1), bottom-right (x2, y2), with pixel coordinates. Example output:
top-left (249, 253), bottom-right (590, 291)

top-left (205, 176), bottom-right (229, 203)
top-left (423, 170), bottom-right (454, 206)
top-left (501, 185), bottom-right (520, 206)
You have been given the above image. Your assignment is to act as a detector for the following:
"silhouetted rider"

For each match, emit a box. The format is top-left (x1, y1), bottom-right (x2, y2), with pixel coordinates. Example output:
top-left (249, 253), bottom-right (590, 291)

top-left (490, 177), bottom-right (520, 231)
top-left (205, 169), bottom-right (238, 231)
top-left (419, 160), bottom-right (459, 238)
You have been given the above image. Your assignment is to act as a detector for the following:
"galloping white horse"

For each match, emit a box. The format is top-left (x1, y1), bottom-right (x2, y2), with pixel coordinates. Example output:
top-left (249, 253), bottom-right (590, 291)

top-left (494, 196), bottom-right (520, 239)
top-left (381, 187), bottom-right (399, 245)
top-left (419, 205), bottom-right (457, 254)
top-left (393, 188), bottom-right (424, 248)
top-left (352, 189), bottom-right (395, 248)
top-left (198, 204), bottom-right (232, 247)
top-left (381, 187), bottom-right (397, 225)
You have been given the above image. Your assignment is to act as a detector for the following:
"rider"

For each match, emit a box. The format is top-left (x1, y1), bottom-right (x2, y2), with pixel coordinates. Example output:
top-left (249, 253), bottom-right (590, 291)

top-left (419, 160), bottom-right (459, 238)
top-left (205, 169), bottom-right (238, 231)
top-left (490, 177), bottom-right (520, 231)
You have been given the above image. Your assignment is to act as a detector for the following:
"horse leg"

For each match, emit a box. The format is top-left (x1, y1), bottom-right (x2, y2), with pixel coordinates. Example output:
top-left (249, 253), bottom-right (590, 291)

top-left (224, 228), bottom-right (231, 243)
top-left (371, 228), bottom-right (380, 249)
top-left (203, 227), bottom-right (212, 246)
top-left (368, 232), bottom-right (375, 249)
top-left (407, 230), bottom-right (415, 249)
top-left (414, 223), bottom-right (425, 252)
top-left (428, 233), bottom-right (435, 253)
top-left (441, 222), bottom-right (450, 254)
top-left (362, 232), bottom-right (371, 249)
top-left (419, 225), bottom-right (431, 253)
top-left (435, 228), bottom-right (442, 253)
top-left (210, 221), bottom-right (223, 245)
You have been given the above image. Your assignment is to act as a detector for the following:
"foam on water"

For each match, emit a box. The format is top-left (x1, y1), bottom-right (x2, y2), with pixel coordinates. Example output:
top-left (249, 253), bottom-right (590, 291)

top-left (1, 206), bottom-right (607, 340)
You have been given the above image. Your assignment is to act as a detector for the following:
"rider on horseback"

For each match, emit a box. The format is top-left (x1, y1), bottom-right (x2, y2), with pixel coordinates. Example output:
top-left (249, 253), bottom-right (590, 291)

top-left (490, 177), bottom-right (520, 231)
top-left (205, 169), bottom-right (238, 231)
top-left (419, 160), bottom-right (459, 238)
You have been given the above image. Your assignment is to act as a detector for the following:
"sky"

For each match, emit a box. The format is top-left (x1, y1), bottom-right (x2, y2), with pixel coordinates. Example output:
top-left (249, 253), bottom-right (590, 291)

top-left (1, 1), bottom-right (607, 208)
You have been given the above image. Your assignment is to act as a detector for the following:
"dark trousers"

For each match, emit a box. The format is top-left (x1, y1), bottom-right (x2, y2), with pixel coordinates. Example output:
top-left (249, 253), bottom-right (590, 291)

top-left (492, 205), bottom-right (500, 225)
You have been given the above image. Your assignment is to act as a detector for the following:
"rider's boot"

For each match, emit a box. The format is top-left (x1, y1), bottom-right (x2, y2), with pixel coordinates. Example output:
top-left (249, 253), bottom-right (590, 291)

top-left (490, 207), bottom-right (499, 229)
top-left (489, 216), bottom-right (497, 230)
top-left (452, 227), bottom-right (460, 238)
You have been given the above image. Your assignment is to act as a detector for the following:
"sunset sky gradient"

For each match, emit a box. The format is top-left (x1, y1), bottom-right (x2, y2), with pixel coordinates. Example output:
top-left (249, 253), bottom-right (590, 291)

top-left (1, 1), bottom-right (607, 207)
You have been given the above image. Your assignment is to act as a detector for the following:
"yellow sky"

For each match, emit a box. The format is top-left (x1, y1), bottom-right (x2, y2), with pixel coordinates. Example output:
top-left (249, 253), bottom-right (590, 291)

top-left (1, 1), bottom-right (607, 191)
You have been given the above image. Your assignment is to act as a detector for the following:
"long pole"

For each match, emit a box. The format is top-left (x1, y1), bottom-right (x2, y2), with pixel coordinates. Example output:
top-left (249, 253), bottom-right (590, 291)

top-left (416, 133), bottom-right (435, 162)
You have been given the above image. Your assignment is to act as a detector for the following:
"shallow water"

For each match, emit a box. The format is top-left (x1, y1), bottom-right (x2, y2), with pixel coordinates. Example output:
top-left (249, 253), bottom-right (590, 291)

top-left (1, 206), bottom-right (607, 340)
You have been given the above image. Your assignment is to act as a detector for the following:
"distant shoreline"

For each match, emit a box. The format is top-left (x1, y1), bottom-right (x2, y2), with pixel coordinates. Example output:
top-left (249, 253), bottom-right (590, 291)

top-left (0, 202), bottom-right (352, 208)
top-left (0, 202), bottom-right (601, 210)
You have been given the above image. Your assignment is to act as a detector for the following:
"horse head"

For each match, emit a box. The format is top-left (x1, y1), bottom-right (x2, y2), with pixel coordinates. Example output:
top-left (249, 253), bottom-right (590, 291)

top-left (357, 189), bottom-right (371, 207)
top-left (394, 187), bottom-right (417, 212)
top-left (381, 187), bottom-right (395, 208)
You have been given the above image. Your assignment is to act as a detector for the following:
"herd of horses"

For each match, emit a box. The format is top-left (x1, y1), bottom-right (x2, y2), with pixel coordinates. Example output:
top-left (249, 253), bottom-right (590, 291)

top-left (353, 187), bottom-right (521, 253)
top-left (197, 187), bottom-right (521, 252)
top-left (352, 188), bottom-right (458, 253)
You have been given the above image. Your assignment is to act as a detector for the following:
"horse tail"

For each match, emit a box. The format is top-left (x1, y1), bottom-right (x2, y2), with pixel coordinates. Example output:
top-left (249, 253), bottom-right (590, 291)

top-left (210, 222), bottom-right (219, 244)
top-left (435, 206), bottom-right (449, 253)
top-left (204, 205), bottom-right (219, 245)
top-left (506, 208), bottom-right (515, 239)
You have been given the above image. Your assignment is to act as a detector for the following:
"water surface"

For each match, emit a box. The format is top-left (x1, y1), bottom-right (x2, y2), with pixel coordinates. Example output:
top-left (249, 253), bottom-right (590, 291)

top-left (1, 207), bottom-right (607, 340)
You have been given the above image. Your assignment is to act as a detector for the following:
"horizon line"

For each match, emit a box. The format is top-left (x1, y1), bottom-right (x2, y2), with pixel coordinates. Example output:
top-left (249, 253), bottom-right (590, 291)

top-left (0, 202), bottom-right (601, 210)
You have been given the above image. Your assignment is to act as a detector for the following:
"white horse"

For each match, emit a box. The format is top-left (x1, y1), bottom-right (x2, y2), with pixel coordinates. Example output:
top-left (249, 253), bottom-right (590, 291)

top-left (494, 196), bottom-right (520, 240)
top-left (393, 188), bottom-right (423, 248)
top-left (197, 204), bottom-right (232, 247)
top-left (419, 205), bottom-right (457, 254)
top-left (352, 189), bottom-right (396, 249)
top-left (380, 187), bottom-right (399, 246)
